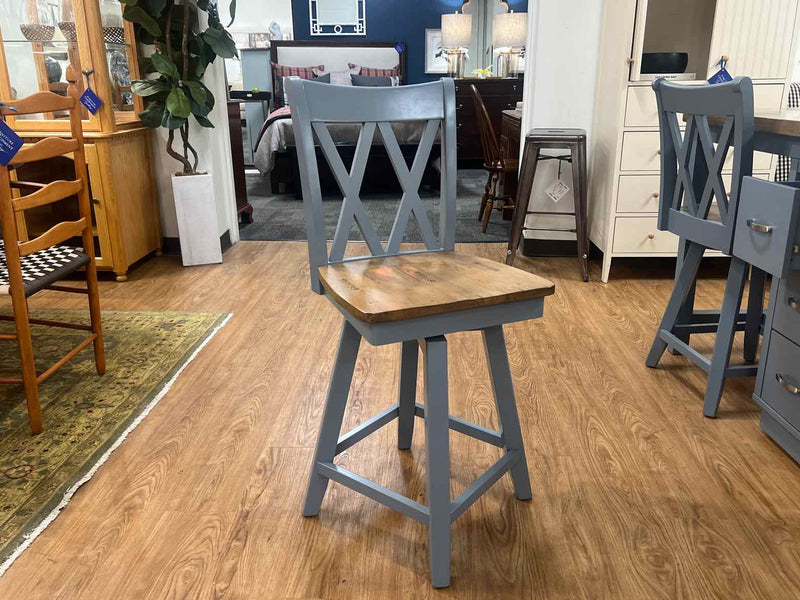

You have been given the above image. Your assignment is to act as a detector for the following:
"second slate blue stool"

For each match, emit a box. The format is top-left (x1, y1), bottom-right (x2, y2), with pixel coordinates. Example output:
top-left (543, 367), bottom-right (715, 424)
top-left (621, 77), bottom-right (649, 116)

top-left (646, 77), bottom-right (767, 417)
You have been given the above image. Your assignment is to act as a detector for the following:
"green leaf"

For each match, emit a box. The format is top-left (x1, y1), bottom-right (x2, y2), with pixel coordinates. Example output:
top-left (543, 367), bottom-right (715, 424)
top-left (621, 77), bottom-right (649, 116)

top-left (138, 101), bottom-right (165, 128)
top-left (151, 52), bottom-right (179, 80)
top-left (183, 80), bottom-right (207, 105)
top-left (166, 87), bottom-right (191, 118)
top-left (202, 25), bottom-right (238, 59)
top-left (161, 110), bottom-right (186, 130)
top-left (189, 99), bottom-right (210, 117)
top-left (122, 5), bottom-right (162, 37)
top-left (131, 79), bottom-right (169, 97)
top-left (194, 114), bottom-right (214, 128)
top-left (227, 0), bottom-right (236, 27)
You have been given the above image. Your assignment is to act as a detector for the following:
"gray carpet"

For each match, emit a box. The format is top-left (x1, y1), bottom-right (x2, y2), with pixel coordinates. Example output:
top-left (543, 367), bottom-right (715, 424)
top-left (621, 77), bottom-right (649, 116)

top-left (239, 169), bottom-right (512, 243)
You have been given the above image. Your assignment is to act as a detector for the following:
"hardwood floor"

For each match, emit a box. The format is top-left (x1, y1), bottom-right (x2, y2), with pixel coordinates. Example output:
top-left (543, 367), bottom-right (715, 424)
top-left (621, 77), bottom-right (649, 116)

top-left (1, 242), bottom-right (799, 599)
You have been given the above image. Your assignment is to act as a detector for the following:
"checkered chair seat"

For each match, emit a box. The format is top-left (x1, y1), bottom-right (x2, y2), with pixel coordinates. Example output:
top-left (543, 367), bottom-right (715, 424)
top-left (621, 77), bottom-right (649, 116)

top-left (0, 239), bottom-right (89, 297)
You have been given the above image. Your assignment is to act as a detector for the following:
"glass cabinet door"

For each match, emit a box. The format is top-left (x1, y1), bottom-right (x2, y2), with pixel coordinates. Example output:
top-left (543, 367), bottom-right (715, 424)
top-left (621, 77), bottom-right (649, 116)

top-left (0, 0), bottom-right (142, 131)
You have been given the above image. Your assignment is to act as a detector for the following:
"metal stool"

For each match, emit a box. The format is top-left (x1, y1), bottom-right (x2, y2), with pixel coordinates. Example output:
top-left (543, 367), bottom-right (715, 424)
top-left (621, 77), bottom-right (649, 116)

top-left (506, 128), bottom-right (589, 282)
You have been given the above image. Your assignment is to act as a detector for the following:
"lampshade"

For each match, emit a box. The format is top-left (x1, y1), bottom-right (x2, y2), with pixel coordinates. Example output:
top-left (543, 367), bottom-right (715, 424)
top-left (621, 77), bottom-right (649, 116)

top-left (493, 11), bottom-right (527, 48)
top-left (441, 12), bottom-right (472, 48)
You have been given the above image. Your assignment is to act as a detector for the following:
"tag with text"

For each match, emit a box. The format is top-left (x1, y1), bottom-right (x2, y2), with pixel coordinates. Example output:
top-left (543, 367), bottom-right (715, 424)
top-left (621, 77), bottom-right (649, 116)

top-left (80, 88), bottom-right (102, 114)
top-left (545, 180), bottom-right (570, 203)
top-left (0, 120), bottom-right (23, 167)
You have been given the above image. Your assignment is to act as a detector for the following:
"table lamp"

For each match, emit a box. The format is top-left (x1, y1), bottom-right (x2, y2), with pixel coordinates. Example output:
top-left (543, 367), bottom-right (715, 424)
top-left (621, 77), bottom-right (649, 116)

top-left (441, 11), bottom-right (472, 78)
top-left (493, 11), bottom-right (527, 77)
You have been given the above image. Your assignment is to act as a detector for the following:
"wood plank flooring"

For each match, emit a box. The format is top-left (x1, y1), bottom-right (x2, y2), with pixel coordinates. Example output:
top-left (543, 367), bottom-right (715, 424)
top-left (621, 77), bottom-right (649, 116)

top-left (1, 242), bottom-right (799, 599)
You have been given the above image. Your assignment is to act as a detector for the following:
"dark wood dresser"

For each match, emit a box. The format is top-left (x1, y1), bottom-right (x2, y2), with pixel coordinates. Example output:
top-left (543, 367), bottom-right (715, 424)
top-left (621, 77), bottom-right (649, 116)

top-left (455, 77), bottom-right (523, 167)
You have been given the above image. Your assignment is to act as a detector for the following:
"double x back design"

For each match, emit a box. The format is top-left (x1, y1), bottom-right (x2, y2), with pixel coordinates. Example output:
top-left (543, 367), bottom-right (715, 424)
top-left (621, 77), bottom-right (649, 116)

top-left (653, 77), bottom-right (755, 254)
top-left (286, 78), bottom-right (457, 293)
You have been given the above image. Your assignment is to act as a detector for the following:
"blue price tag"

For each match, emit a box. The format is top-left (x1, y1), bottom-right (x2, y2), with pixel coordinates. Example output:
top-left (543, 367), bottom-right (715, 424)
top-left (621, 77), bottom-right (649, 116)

top-left (79, 88), bottom-right (102, 114)
top-left (394, 42), bottom-right (405, 54)
top-left (708, 67), bottom-right (733, 85)
top-left (0, 120), bottom-right (23, 167)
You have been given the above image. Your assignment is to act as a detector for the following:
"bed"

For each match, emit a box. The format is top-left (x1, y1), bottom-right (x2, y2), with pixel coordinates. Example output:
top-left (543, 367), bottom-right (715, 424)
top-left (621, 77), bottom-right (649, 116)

top-left (253, 40), bottom-right (440, 196)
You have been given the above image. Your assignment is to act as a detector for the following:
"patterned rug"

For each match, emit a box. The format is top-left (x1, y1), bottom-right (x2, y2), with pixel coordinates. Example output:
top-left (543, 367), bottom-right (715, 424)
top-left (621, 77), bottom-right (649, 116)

top-left (0, 309), bottom-right (230, 574)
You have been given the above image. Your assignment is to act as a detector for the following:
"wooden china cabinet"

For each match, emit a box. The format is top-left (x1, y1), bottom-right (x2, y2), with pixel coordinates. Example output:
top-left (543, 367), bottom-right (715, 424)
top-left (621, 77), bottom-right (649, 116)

top-left (0, 0), bottom-right (161, 281)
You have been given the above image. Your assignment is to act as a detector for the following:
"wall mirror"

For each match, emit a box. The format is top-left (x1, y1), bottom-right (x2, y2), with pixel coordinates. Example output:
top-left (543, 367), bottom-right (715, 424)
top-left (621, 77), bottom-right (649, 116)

top-left (309, 0), bottom-right (366, 36)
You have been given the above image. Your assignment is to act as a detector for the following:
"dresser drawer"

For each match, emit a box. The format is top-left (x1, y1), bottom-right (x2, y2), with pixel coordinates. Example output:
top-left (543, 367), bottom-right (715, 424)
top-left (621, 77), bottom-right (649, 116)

top-left (624, 83), bottom-right (785, 128)
top-left (616, 173), bottom-right (771, 214)
top-left (617, 175), bottom-right (661, 212)
top-left (773, 271), bottom-right (800, 344)
top-left (613, 217), bottom-right (679, 253)
top-left (760, 331), bottom-right (800, 430)
top-left (620, 132), bottom-right (773, 172)
top-left (733, 177), bottom-right (800, 279)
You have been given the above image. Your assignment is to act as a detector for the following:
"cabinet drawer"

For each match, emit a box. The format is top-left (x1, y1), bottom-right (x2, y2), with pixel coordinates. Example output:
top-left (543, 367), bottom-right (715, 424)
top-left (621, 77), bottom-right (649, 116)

top-left (613, 217), bottom-right (679, 253)
top-left (617, 175), bottom-right (661, 212)
top-left (624, 83), bottom-right (785, 128)
top-left (774, 271), bottom-right (800, 344)
top-left (733, 177), bottom-right (800, 279)
top-left (761, 332), bottom-right (800, 430)
top-left (620, 132), bottom-right (773, 172)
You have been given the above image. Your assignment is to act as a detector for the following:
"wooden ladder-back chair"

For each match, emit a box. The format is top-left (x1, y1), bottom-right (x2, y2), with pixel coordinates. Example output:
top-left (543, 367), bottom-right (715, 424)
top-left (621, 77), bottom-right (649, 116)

top-left (287, 76), bottom-right (554, 588)
top-left (0, 66), bottom-right (105, 435)
top-left (646, 77), bottom-right (766, 417)
top-left (471, 84), bottom-right (518, 232)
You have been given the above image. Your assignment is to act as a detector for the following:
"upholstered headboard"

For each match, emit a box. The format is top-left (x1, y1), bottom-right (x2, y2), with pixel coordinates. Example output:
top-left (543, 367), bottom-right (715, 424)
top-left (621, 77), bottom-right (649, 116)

top-left (269, 41), bottom-right (407, 106)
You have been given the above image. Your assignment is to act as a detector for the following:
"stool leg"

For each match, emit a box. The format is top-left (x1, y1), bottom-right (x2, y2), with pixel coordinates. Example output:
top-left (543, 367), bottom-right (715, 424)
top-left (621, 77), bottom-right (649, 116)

top-left (397, 340), bottom-right (418, 450)
top-left (506, 145), bottom-right (539, 266)
top-left (571, 140), bottom-right (590, 282)
top-left (482, 326), bottom-right (532, 500)
top-left (646, 242), bottom-right (705, 368)
top-left (421, 335), bottom-right (451, 588)
top-left (703, 257), bottom-right (749, 418)
top-left (303, 320), bottom-right (362, 517)
top-left (743, 266), bottom-right (767, 363)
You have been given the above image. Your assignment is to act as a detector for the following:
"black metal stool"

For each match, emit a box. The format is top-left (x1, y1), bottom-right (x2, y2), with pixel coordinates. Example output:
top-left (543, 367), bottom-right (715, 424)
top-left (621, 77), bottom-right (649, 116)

top-left (506, 128), bottom-right (589, 282)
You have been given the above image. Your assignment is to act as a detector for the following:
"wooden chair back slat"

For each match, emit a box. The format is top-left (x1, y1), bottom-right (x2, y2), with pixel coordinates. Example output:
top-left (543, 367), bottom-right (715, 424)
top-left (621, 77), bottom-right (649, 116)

top-left (11, 138), bottom-right (80, 166)
top-left (12, 179), bottom-right (83, 212)
top-left (286, 77), bottom-right (458, 294)
top-left (17, 218), bottom-right (87, 256)
top-left (1, 91), bottom-right (75, 116)
top-left (653, 77), bottom-right (754, 254)
top-left (471, 85), bottom-right (504, 169)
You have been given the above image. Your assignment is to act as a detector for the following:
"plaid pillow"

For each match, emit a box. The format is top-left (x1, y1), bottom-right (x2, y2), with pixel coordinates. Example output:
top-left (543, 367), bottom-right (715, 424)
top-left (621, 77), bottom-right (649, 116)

top-left (271, 63), bottom-right (324, 107)
top-left (348, 63), bottom-right (400, 78)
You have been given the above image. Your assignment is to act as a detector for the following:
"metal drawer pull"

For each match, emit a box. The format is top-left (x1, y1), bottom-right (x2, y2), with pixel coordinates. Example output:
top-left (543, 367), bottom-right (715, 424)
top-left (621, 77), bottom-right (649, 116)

top-left (747, 219), bottom-right (773, 234)
top-left (793, 244), bottom-right (799, 255)
top-left (790, 297), bottom-right (800, 312)
top-left (777, 373), bottom-right (800, 395)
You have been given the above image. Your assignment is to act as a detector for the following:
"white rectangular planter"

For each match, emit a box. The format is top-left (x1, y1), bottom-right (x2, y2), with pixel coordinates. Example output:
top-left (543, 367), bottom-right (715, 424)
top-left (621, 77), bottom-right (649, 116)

top-left (172, 172), bottom-right (223, 266)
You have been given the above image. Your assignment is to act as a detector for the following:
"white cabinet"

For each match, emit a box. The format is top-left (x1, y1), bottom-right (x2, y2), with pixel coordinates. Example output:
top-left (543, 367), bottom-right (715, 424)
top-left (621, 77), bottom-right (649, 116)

top-left (589, 0), bottom-right (800, 282)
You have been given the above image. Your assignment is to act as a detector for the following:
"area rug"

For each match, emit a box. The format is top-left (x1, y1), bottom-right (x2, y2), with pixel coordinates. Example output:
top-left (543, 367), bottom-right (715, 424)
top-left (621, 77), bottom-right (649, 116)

top-left (0, 309), bottom-right (231, 575)
top-left (239, 169), bottom-right (514, 243)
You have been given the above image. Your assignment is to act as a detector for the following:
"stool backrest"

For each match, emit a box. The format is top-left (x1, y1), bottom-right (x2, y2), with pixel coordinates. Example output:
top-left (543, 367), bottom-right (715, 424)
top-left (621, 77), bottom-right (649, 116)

top-left (653, 77), bottom-right (754, 255)
top-left (286, 77), bottom-right (457, 293)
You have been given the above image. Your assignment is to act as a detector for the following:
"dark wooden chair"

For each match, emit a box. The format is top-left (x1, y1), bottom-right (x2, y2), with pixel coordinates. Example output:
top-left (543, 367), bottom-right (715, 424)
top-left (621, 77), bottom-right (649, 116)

top-left (0, 66), bottom-right (105, 434)
top-left (471, 84), bottom-right (518, 233)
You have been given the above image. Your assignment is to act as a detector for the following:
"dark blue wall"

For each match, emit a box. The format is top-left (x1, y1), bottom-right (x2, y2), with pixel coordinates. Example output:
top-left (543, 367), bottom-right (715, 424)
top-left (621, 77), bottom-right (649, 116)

top-left (291, 1), bottom-right (528, 84)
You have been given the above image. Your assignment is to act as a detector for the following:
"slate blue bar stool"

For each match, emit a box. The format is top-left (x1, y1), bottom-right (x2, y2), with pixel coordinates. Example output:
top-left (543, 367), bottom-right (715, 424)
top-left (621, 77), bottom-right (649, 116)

top-left (286, 77), bottom-right (555, 588)
top-left (646, 77), bottom-right (767, 417)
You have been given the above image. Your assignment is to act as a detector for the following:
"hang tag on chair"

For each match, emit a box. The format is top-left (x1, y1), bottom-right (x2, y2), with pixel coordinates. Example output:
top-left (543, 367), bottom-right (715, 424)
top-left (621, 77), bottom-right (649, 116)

top-left (0, 120), bottom-right (23, 167)
top-left (80, 88), bottom-right (102, 114)
top-left (708, 56), bottom-right (733, 85)
top-left (545, 180), bottom-right (570, 203)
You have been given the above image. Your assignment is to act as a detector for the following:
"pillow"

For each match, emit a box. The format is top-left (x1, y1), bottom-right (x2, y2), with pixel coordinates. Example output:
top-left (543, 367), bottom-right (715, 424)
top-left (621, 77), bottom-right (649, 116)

top-left (350, 74), bottom-right (394, 87)
top-left (312, 66), bottom-right (360, 86)
top-left (349, 63), bottom-right (400, 78)
top-left (271, 62), bottom-right (323, 106)
top-left (313, 73), bottom-right (331, 83)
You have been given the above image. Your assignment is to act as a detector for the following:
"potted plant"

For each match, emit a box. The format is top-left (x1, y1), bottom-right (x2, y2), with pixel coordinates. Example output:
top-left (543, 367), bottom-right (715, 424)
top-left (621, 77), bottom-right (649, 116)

top-left (122, 0), bottom-right (237, 266)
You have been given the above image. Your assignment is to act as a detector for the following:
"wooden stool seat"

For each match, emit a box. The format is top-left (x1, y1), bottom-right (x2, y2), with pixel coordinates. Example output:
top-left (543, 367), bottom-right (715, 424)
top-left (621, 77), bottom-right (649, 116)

top-left (319, 251), bottom-right (555, 324)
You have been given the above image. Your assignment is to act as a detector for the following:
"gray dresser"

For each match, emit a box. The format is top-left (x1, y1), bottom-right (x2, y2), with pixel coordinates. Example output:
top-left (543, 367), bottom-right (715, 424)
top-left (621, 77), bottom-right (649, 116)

top-left (735, 177), bottom-right (800, 460)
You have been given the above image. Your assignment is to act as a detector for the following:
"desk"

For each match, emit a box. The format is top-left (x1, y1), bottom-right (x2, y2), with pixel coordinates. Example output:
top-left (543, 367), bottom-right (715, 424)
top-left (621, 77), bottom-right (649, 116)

top-left (711, 110), bottom-right (800, 461)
